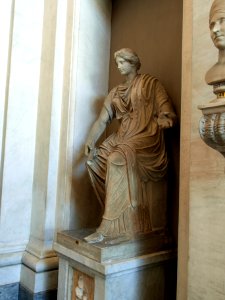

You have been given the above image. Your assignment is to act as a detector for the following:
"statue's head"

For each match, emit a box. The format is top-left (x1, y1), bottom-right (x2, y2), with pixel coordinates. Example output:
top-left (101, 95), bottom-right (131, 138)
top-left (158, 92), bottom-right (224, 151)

top-left (114, 48), bottom-right (141, 72)
top-left (209, 0), bottom-right (225, 50)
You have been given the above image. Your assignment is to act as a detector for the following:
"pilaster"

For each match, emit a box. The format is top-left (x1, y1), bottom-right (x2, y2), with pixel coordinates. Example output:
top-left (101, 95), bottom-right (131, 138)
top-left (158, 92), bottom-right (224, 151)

top-left (21, 0), bottom-right (73, 293)
top-left (0, 0), bottom-right (43, 286)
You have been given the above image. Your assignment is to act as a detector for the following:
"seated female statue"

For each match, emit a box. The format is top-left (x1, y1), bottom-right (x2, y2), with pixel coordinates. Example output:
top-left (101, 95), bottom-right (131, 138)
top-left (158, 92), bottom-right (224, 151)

top-left (84, 48), bottom-right (176, 243)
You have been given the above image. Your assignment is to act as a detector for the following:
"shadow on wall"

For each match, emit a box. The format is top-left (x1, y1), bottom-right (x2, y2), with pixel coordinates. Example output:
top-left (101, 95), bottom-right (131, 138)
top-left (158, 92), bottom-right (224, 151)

top-left (70, 96), bottom-right (105, 230)
top-left (165, 121), bottom-right (180, 246)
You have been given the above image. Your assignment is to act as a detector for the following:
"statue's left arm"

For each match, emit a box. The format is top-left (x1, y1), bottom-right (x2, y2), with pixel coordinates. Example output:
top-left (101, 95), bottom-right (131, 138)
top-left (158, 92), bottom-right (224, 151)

top-left (154, 80), bottom-right (176, 129)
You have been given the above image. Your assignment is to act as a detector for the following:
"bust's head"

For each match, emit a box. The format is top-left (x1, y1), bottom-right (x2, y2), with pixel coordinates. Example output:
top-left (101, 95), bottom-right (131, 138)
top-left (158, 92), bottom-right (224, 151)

top-left (114, 48), bottom-right (141, 72)
top-left (209, 0), bottom-right (225, 50)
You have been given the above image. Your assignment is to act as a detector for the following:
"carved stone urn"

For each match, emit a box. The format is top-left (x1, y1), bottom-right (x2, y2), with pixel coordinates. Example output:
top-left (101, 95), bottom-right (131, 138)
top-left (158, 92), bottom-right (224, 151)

top-left (198, 87), bottom-right (225, 158)
top-left (198, 0), bottom-right (225, 157)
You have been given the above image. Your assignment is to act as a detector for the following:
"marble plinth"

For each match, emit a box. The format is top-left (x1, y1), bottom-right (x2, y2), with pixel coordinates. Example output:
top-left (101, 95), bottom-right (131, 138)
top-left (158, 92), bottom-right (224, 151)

top-left (54, 230), bottom-right (177, 300)
top-left (56, 229), bottom-right (173, 263)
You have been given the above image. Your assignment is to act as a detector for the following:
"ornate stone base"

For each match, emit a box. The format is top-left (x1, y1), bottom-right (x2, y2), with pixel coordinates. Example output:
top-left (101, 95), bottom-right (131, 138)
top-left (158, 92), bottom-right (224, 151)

top-left (54, 229), bottom-right (177, 300)
top-left (198, 99), bottom-right (225, 157)
top-left (20, 250), bottom-right (58, 296)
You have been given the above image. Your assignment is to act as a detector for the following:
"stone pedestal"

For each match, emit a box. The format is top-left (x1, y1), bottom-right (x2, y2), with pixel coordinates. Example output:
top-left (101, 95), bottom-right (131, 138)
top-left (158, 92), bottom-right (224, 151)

top-left (54, 230), bottom-right (177, 300)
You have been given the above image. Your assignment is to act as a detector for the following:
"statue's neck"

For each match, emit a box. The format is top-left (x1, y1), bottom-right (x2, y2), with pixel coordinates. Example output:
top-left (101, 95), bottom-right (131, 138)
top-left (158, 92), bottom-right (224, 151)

top-left (218, 49), bottom-right (225, 64)
top-left (125, 71), bottom-right (138, 84)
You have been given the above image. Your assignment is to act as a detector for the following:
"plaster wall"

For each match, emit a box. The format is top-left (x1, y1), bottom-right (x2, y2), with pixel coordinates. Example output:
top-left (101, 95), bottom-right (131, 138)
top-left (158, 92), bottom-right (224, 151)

top-left (178, 0), bottom-right (225, 299)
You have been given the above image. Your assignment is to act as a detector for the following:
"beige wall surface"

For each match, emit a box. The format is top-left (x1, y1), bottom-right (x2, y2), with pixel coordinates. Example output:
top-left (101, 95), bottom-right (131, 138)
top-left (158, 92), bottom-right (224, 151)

top-left (179, 0), bottom-right (225, 299)
top-left (109, 0), bottom-right (182, 112)
top-left (189, 0), bottom-right (225, 299)
top-left (109, 0), bottom-right (183, 243)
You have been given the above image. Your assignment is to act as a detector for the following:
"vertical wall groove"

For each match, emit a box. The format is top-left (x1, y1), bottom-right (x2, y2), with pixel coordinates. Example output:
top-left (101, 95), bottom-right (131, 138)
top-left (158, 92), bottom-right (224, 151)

top-left (0, 0), bottom-right (15, 219)
top-left (55, 0), bottom-right (78, 231)
top-left (177, 0), bottom-right (192, 299)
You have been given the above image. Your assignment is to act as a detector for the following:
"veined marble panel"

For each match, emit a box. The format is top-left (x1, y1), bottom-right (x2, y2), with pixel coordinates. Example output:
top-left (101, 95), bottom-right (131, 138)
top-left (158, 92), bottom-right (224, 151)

top-left (0, 0), bottom-right (45, 290)
top-left (0, 0), bottom-right (43, 245)
top-left (0, 0), bottom-right (13, 172)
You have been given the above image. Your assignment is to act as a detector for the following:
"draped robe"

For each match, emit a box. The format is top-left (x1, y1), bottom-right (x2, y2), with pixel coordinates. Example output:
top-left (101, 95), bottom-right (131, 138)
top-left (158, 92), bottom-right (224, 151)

top-left (86, 74), bottom-right (175, 238)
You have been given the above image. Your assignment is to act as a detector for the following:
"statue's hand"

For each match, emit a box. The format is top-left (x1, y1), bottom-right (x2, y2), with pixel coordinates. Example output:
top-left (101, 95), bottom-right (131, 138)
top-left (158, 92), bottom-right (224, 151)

top-left (157, 112), bottom-right (174, 129)
top-left (85, 138), bottom-right (96, 156)
top-left (85, 143), bottom-right (92, 156)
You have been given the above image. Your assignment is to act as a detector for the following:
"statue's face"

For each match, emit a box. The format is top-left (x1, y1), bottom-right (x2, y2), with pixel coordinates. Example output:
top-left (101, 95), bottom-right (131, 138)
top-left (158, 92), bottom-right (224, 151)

top-left (116, 57), bottom-right (135, 75)
top-left (210, 16), bottom-right (225, 50)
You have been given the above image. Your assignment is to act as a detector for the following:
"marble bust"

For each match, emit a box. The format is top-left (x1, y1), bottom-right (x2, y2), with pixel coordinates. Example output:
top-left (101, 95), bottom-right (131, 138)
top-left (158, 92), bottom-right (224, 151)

top-left (198, 1), bottom-right (225, 159)
top-left (206, 0), bottom-right (225, 85)
top-left (84, 48), bottom-right (176, 243)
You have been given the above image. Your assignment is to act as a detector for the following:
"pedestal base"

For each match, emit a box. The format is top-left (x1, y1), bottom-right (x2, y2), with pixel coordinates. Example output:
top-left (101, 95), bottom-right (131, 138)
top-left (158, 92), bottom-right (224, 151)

top-left (20, 251), bottom-right (58, 295)
top-left (54, 230), bottom-right (177, 300)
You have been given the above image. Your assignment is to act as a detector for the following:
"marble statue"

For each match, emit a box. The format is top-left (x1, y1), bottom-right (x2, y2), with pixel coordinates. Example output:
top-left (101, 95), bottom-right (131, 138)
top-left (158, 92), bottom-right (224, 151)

top-left (206, 0), bottom-right (225, 85)
top-left (84, 48), bottom-right (176, 243)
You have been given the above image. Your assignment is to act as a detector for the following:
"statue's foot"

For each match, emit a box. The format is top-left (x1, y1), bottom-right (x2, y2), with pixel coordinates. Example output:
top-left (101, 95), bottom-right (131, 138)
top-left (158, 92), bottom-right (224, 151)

top-left (104, 234), bottom-right (132, 245)
top-left (84, 232), bottom-right (104, 243)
